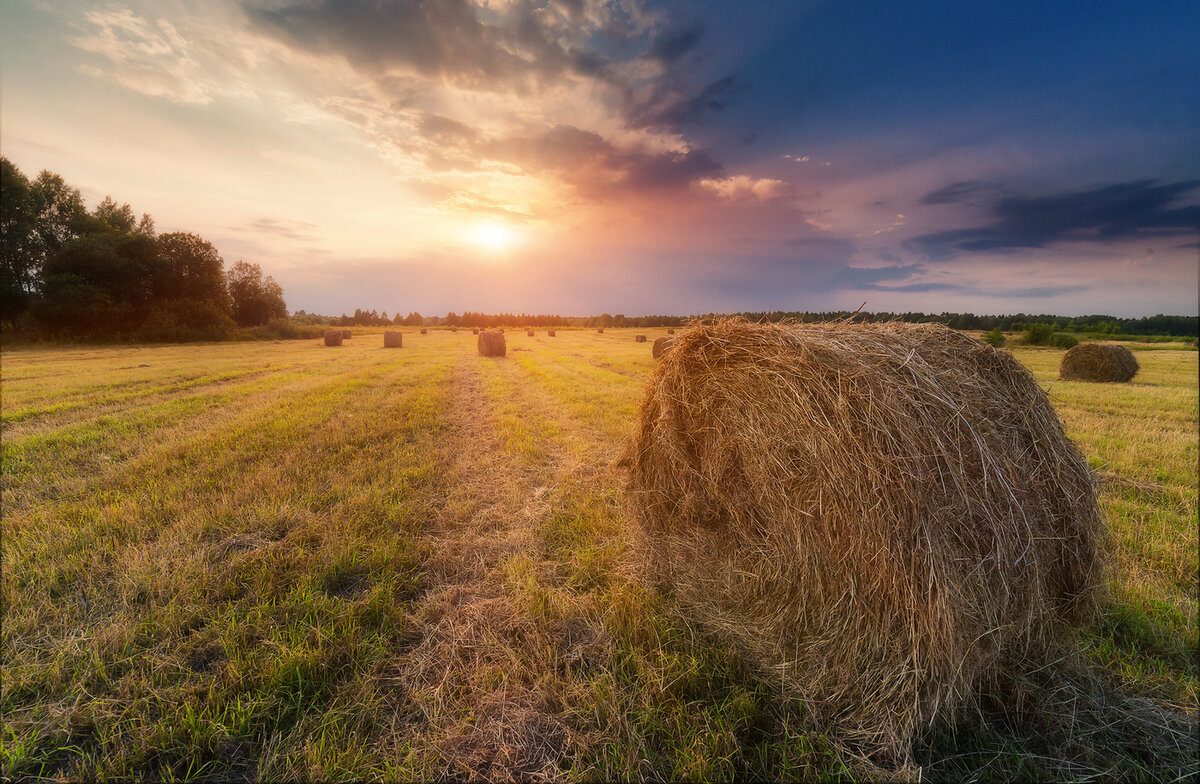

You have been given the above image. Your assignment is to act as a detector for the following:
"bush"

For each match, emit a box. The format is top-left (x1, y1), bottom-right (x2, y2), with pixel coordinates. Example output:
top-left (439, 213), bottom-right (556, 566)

top-left (137, 298), bottom-right (235, 342)
top-left (983, 328), bottom-right (1006, 347)
top-left (247, 318), bottom-right (327, 340)
top-left (1048, 332), bottom-right (1079, 349)
top-left (1022, 323), bottom-right (1054, 345)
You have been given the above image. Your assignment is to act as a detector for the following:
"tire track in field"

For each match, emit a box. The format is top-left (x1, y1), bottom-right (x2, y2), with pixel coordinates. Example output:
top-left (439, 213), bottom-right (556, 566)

top-left (395, 353), bottom-right (595, 781)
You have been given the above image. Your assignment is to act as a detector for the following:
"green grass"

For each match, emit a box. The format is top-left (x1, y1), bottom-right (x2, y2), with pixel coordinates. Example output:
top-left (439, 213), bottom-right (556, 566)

top-left (2, 330), bottom-right (1196, 781)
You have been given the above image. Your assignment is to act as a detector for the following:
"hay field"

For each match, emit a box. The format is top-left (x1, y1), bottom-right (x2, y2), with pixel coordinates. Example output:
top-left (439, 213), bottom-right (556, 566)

top-left (2, 330), bottom-right (1196, 781)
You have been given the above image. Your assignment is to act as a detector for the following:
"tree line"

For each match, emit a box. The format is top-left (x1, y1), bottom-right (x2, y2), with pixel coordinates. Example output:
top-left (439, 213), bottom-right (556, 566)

top-left (1, 158), bottom-right (287, 340)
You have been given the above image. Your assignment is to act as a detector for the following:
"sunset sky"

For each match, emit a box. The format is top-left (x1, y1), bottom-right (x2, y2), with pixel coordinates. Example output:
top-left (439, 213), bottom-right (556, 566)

top-left (3, 0), bottom-right (1198, 316)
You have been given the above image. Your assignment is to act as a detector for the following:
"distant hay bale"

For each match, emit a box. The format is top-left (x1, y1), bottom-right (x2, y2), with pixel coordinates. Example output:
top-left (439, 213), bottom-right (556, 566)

top-left (341, 329), bottom-right (352, 338)
top-left (652, 336), bottom-right (675, 359)
top-left (597, 328), bottom-right (604, 333)
top-left (420, 328), bottom-right (427, 335)
top-left (1059, 343), bottom-right (1139, 382)
top-left (635, 334), bottom-right (647, 343)
top-left (384, 331), bottom-right (403, 348)
top-left (623, 320), bottom-right (1103, 759)
top-left (323, 329), bottom-right (343, 347)
top-left (478, 331), bottom-right (507, 357)
top-left (451, 327), bottom-right (458, 333)
top-left (667, 328), bottom-right (676, 334)
top-left (472, 328), bottom-right (479, 335)
top-left (527, 330), bottom-right (535, 336)
top-left (547, 329), bottom-right (556, 337)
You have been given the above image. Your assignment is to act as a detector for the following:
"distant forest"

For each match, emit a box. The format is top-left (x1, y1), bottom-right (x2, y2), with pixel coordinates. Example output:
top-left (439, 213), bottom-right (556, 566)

top-left (305, 308), bottom-right (1197, 339)
top-left (1, 158), bottom-right (286, 340)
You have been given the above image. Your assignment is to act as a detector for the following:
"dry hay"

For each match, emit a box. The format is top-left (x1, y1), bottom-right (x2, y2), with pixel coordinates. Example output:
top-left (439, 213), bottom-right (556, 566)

top-left (547, 330), bottom-right (556, 337)
top-left (652, 336), bottom-right (675, 359)
top-left (341, 329), bottom-right (352, 338)
top-left (420, 328), bottom-right (428, 335)
top-left (478, 331), bottom-right (507, 357)
top-left (635, 334), bottom-right (647, 343)
top-left (323, 329), bottom-right (343, 347)
top-left (1059, 343), bottom-right (1139, 382)
top-left (622, 319), bottom-right (1104, 761)
top-left (667, 328), bottom-right (676, 334)
top-left (384, 331), bottom-right (403, 348)
top-left (527, 330), bottom-right (535, 337)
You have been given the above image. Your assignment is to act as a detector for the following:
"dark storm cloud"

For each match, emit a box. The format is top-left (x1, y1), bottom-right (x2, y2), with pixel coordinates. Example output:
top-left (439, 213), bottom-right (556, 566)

top-left (920, 180), bottom-right (994, 205)
top-left (647, 23), bottom-right (703, 63)
top-left (627, 76), bottom-right (740, 131)
top-left (910, 180), bottom-right (1200, 259)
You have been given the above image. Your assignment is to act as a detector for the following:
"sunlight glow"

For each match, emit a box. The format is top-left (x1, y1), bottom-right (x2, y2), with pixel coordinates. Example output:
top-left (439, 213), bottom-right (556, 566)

top-left (471, 222), bottom-right (519, 252)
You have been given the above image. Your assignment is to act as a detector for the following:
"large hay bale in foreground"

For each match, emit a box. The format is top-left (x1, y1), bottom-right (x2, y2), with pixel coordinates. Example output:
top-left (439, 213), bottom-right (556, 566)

top-left (323, 330), bottom-right (343, 347)
top-left (652, 336), bottom-right (675, 359)
top-left (623, 321), bottom-right (1103, 758)
top-left (635, 334), bottom-right (647, 343)
top-left (383, 331), bottom-right (403, 348)
top-left (478, 331), bottom-right (506, 357)
top-left (1059, 343), bottom-right (1139, 382)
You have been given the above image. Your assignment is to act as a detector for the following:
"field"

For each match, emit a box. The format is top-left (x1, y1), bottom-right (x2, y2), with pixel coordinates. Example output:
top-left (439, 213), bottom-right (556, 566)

top-left (2, 329), bottom-right (1196, 781)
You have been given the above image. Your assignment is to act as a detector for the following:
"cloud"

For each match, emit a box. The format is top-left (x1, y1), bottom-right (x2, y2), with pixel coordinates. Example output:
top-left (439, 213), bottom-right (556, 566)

top-left (699, 175), bottom-right (790, 201)
top-left (920, 180), bottom-right (995, 205)
top-left (240, 217), bottom-right (319, 241)
top-left (910, 180), bottom-right (1200, 259)
top-left (647, 23), bottom-right (704, 64)
top-left (627, 76), bottom-right (740, 131)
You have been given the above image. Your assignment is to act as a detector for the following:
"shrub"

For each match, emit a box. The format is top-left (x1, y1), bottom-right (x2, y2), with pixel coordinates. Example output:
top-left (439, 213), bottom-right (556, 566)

top-left (137, 298), bottom-right (235, 342)
top-left (983, 328), bottom-right (1006, 347)
top-left (1048, 332), bottom-right (1079, 349)
top-left (1022, 323), bottom-right (1054, 345)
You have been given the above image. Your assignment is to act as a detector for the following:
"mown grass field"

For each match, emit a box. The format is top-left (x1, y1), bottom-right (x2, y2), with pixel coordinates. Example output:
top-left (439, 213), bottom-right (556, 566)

top-left (2, 329), bottom-right (1196, 781)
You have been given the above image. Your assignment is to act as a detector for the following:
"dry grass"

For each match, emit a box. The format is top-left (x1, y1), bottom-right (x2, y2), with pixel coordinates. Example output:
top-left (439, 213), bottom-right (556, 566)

top-left (1061, 343), bottom-right (1140, 382)
top-left (478, 331), bottom-right (507, 358)
top-left (622, 320), bottom-right (1105, 763)
top-left (1, 328), bottom-right (1195, 781)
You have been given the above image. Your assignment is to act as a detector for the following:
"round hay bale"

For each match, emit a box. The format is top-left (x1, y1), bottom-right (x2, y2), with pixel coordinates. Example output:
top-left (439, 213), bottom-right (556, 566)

top-left (472, 328), bottom-right (479, 335)
top-left (652, 336), bottom-right (675, 359)
top-left (667, 328), bottom-right (676, 334)
top-left (547, 329), bottom-right (556, 337)
top-left (420, 328), bottom-right (427, 335)
top-left (478, 330), bottom-right (507, 358)
top-left (597, 328), bottom-right (604, 333)
top-left (1059, 343), bottom-right (1139, 382)
top-left (323, 329), bottom-right (343, 347)
top-left (341, 329), bottom-right (352, 338)
top-left (383, 331), bottom-right (403, 348)
top-left (623, 320), bottom-right (1103, 758)
top-left (635, 334), bottom-right (647, 343)
top-left (451, 327), bottom-right (458, 333)
top-left (527, 330), bottom-right (535, 337)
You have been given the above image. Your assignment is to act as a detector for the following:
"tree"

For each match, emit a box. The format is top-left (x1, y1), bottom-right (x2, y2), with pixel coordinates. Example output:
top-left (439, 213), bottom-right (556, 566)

top-left (28, 170), bottom-right (86, 256)
top-left (226, 260), bottom-right (287, 326)
top-left (0, 158), bottom-right (40, 327)
top-left (92, 196), bottom-right (137, 234)
top-left (155, 232), bottom-right (230, 310)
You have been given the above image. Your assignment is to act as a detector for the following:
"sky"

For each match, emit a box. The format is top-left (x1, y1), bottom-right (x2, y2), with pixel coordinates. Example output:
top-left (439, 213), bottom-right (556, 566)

top-left (3, 0), bottom-right (1198, 317)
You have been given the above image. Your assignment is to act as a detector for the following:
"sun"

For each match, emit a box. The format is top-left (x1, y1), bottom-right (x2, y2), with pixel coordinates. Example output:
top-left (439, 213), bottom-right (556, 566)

top-left (470, 222), bottom-right (518, 252)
